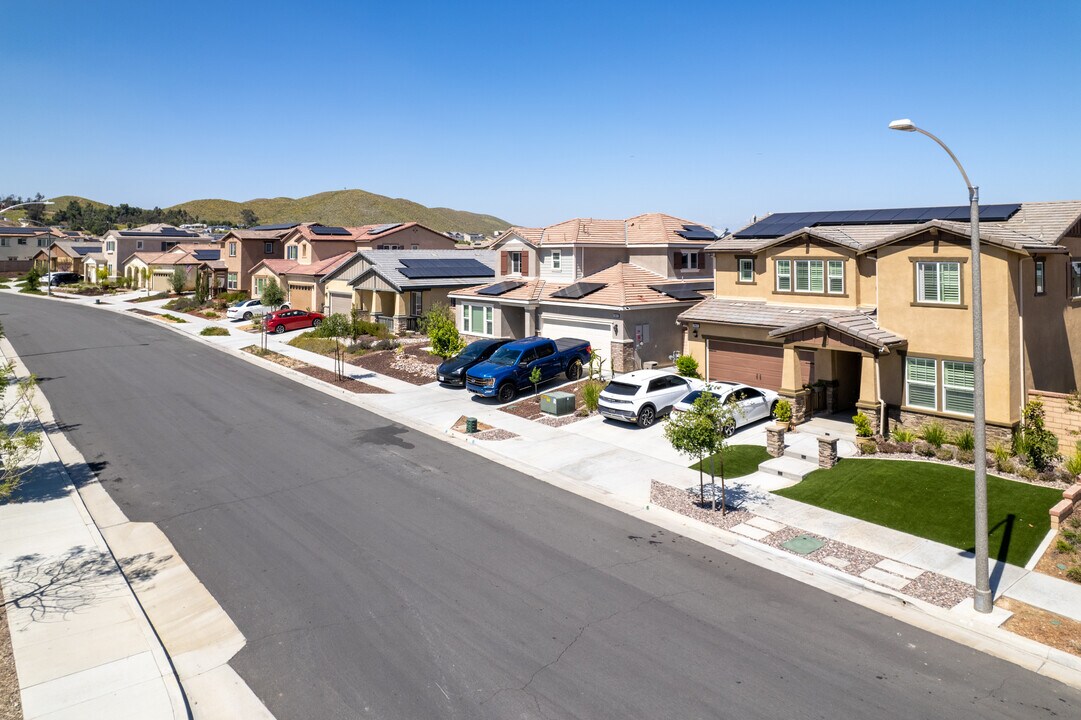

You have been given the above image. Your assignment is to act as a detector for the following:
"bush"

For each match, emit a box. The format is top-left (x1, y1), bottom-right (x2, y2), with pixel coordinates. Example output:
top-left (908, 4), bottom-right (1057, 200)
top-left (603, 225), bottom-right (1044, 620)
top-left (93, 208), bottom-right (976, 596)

top-left (852, 412), bottom-right (873, 437)
top-left (1018, 466), bottom-right (1039, 481)
top-left (914, 441), bottom-right (935, 457)
top-left (953, 428), bottom-right (975, 452)
top-left (1067, 567), bottom-right (1081, 583)
top-left (311, 313), bottom-right (351, 338)
top-left (1017, 398), bottom-right (1059, 471)
top-left (920, 422), bottom-right (948, 448)
top-left (260, 278), bottom-right (285, 309)
top-left (288, 334), bottom-right (340, 355)
top-left (1063, 450), bottom-right (1081, 477)
top-left (164, 296), bottom-right (202, 312)
top-left (674, 355), bottom-right (700, 378)
top-left (934, 447), bottom-right (954, 462)
top-left (373, 338), bottom-right (399, 351)
top-left (1056, 539), bottom-right (1076, 554)
top-left (582, 380), bottom-right (603, 413)
top-left (346, 341), bottom-right (372, 353)
top-left (895, 441), bottom-right (914, 454)
top-left (991, 442), bottom-right (1012, 468)
top-left (218, 291), bottom-right (249, 305)
top-left (954, 449), bottom-right (975, 464)
top-left (1062, 528), bottom-right (1081, 544)
top-left (998, 458), bottom-right (1016, 475)
top-left (773, 399), bottom-right (792, 424)
top-left (158, 313), bottom-right (186, 323)
top-left (857, 439), bottom-right (877, 455)
top-left (203, 310), bottom-right (219, 318)
top-left (200, 327), bottom-right (229, 336)
top-left (876, 440), bottom-right (900, 454)
top-left (891, 428), bottom-right (917, 443)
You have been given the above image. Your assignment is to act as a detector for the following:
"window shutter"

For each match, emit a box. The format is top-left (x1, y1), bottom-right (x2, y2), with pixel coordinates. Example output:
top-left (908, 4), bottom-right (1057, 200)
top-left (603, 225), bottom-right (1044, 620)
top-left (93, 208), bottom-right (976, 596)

top-left (941, 263), bottom-right (961, 304)
top-left (673, 251), bottom-right (683, 269)
top-left (500, 251), bottom-right (508, 275)
top-left (919, 263), bottom-right (938, 302)
top-left (697, 252), bottom-right (704, 270)
top-left (809, 261), bottom-right (824, 293)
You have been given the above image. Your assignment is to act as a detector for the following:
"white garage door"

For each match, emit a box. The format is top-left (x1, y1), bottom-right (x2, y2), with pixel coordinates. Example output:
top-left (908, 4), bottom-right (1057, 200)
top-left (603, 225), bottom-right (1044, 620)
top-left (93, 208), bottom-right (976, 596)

top-left (328, 292), bottom-right (353, 316)
top-left (539, 315), bottom-right (612, 369)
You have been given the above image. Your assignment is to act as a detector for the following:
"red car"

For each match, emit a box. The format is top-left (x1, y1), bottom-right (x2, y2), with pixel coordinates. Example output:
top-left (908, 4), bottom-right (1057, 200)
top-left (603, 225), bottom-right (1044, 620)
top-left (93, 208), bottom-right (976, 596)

top-left (265, 309), bottom-right (325, 334)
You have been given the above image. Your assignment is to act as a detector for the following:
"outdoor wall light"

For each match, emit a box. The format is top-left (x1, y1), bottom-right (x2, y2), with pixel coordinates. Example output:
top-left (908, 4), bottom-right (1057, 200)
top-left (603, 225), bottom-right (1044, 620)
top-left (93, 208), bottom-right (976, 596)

top-left (691, 323), bottom-right (700, 338)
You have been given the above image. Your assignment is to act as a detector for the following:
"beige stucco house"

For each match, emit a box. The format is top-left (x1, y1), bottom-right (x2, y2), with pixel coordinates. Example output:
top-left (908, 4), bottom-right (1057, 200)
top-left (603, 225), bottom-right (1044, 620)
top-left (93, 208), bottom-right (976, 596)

top-left (678, 201), bottom-right (1081, 444)
top-left (220, 224), bottom-right (296, 294)
top-left (102, 224), bottom-right (216, 278)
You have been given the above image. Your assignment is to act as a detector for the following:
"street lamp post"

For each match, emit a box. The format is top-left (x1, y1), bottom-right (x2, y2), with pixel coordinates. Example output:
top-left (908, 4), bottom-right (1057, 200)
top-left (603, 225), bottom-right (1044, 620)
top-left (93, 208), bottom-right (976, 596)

top-left (889, 119), bottom-right (991, 614)
top-left (1, 200), bottom-right (57, 295)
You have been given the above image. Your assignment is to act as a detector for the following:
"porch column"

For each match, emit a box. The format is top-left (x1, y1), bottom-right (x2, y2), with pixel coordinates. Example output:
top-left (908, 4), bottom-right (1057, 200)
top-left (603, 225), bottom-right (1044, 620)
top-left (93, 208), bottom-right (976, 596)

top-left (854, 353), bottom-right (883, 434)
top-left (779, 346), bottom-right (811, 425)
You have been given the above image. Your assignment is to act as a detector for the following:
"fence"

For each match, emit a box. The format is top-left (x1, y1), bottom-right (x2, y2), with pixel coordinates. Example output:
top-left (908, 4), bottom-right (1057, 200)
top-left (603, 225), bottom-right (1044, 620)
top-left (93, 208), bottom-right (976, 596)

top-left (0, 260), bottom-right (33, 275)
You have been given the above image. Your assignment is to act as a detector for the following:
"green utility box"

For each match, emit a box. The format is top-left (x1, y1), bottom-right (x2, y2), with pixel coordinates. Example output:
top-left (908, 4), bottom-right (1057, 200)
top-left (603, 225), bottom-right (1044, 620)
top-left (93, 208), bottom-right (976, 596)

top-left (540, 391), bottom-right (576, 416)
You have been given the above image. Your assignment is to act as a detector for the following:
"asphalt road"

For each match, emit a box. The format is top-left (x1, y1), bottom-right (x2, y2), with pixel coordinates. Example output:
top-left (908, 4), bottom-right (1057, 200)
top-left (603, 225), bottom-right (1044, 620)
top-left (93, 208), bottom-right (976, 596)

top-left (3, 294), bottom-right (1079, 720)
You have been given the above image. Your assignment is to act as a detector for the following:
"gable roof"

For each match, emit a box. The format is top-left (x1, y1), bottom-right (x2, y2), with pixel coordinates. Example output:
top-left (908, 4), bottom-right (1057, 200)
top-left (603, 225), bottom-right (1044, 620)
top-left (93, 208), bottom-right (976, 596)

top-left (250, 252), bottom-right (354, 279)
top-left (340, 249), bottom-right (497, 291)
top-left (495, 213), bottom-right (717, 249)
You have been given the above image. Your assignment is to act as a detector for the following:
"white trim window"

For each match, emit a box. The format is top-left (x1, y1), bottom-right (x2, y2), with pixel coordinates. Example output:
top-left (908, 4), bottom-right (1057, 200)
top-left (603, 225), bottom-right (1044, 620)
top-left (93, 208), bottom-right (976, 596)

top-left (462, 304), bottom-right (494, 335)
top-left (229, 242), bottom-right (237, 258)
top-left (136, 240), bottom-right (144, 250)
top-left (942, 360), bottom-right (975, 416)
top-left (738, 258), bottom-right (754, 283)
top-left (905, 357), bottom-right (937, 409)
top-left (680, 251), bottom-right (699, 270)
top-left (509, 251), bottom-right (523, 274)
top-left (795, 260), bottom-right (824, 293)
top-left (264, 242), bottom-right (274, 254)
top-left (551, 250), bottom-right (561, 272)
top-left (775, 259), bottom-right (791, 291)
top-left (917, 261), bottom-right (961, 304)
top-left (411, 291), bottom-right (423, 316)
top-left (106, 240), bottom-right (116, 253)
top-left (1071, 260), bottom-right (1081, 299)
top-left (227, 273), bottom-right (238, 290)
top-left (827, 260), bottom-right (844, 294)
top-left (286, 245), bottom-right (298, 260)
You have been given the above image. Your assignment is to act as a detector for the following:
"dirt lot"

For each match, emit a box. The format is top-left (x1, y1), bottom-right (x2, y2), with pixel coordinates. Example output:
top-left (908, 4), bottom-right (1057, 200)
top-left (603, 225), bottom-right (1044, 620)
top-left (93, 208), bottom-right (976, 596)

top-left (347, 343), bottom-right (440, 385)
top-left (998, 597), bottom-right (1081, 657)
top-left (0, 582), bottom-right (21, 720)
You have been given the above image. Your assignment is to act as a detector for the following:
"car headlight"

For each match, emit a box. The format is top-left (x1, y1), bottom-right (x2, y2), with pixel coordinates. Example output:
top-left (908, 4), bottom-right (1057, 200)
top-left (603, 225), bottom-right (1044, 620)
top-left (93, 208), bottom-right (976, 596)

top-left (454, 367), bottom-right (464, 375)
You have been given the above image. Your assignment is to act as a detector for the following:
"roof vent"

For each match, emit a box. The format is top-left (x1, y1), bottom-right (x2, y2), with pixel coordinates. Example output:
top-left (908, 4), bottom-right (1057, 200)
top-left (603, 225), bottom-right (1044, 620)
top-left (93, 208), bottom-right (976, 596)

top-left (786, 309), bottom-right (804, 314)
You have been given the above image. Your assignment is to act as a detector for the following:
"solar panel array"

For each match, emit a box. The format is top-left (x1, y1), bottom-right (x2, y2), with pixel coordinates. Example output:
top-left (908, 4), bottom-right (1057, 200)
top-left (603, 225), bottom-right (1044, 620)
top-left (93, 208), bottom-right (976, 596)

top-left (477, 280), bottom-right (527, 296)
top-left (192, 249), bottom-right (220, 261)
top-left (550, 282), bottom-right (607, 300)
top-left (367, 223), bottom-right (402, 235)
top-left (734, 203), bottom-right (1022, 239)
top-left (397, 258), bottom-right (495, 279)
top-left (251, 223), bottom-right (300, 231)
top-left (676, 224), bottom-right (718, 240)
top-left (71, 245), bottom-right (102, 256)
top-left (0, 227), bottom-right (48, 235)
top-left (310, 225), bottom-right (351, 236)
top-left (648, 284), bottom-right (704, 301)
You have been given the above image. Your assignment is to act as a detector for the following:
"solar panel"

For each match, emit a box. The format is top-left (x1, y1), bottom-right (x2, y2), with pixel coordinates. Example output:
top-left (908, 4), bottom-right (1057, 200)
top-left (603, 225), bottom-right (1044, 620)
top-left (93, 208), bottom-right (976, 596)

top-left (649, 284), bottom-right (704, 301)
top-left (733, 203), bottom-right (1022, 238)
top-left (677, 224), bottom-right (718, 240)
top-left (310, 225), bottom-right (351, 236)
top-left (72, 245), bottom-right (101, 255)
top-left (398, 258), bottom-right (494, 279)
top-left (550, 282), bottom-right (606, 300)
top-left (251, 223), bottom-right (299, 231)
top-left (367, 223), bottom-right (402, 235)
top-left (477, 280), bottom-right (526, 296)
top-left (193, 249), bottom-right (220, 261)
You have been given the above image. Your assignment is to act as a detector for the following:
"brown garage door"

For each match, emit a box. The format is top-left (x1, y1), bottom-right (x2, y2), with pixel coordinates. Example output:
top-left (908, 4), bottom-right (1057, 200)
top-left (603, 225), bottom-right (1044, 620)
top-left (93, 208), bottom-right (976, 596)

top-left (707, 340), bottom-right (813, 390)
top-left (288, 284), bottom-right (314, 311)
top-left (328, 292), bottom-right (352, 315)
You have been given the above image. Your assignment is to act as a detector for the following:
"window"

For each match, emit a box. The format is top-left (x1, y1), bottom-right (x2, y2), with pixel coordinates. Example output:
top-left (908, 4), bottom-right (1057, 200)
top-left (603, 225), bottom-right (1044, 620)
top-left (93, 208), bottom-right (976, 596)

top-left (462, 304), bottom-right (494, 335)
top-left (634, 323), bottom-right (650, 345)
top-left (738, 257), bottom-right (754, 283)
top-left (536, 342), bottom-right (555, 359)
top-left (776, 259), bottom-right (791, 291)
top-left (552, 250), bottom-right (561, 271)
top-left (942, 361), bottom-right (975, 416)
top-left (510, 251), bottom-right (522, 274)
top-left (229, 242), bottom-right (237, 257)
top-left (1033, 259), bottom-right (1045, 295)
top-left (286, 245), bottom-right (298, 260)
top-left (301, 244), bottom-right (307, 258)
top-left (410, 291), bottom-right (423, 316)
top-left (106, 241), bottom-right (115, 253)
top-left (794, 260), bottom-right (824, 293)
top-left (136, 240), bottom-right (144, 250)
top-left (264, 242), bottom-right (274, 254)
top-left (17, 238), bottom-right (26, 245)
top-left (0, 238), bottom-right (6, 246)
top-left (255, 277), bottom-right (267, 295)
top-left (1072, 261), bottom-right (1081, 299)
top-left (679, 251), bottom-right (700, 270)
top-left (906, 357), bottom-right (937, 410)
top-left (916, 261), bottom-right (961, 304)
top-left (227, 273), bottom-right (238, 290)
top-left (37, 238), bottom-right (49, 247)
top-left (411, 244), bottom-right (419, 250)
top-left (378, 244), bottom-right (403, 250)
top-left (827, 260), bottom-right (844, 294)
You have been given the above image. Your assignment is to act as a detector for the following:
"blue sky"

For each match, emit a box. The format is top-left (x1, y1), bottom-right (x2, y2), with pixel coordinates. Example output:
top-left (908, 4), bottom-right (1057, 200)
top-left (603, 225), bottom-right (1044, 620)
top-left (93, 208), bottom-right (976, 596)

top-left (5, 1), bottom-right (1079, 230)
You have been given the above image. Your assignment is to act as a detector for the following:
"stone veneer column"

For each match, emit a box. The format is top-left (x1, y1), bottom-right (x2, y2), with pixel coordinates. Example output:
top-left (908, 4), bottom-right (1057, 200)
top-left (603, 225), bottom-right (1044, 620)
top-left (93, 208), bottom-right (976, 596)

top-left (818, 436), bottom-right (839, 469)
top-left (766, 423), bottom-right (786, 458)
top-left (610, 342), bottom-right (636, 374)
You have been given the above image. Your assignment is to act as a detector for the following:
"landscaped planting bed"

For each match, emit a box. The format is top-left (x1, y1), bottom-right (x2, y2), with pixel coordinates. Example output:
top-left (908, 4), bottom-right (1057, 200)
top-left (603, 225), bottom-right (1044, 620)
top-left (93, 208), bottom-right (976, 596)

top-left (999, 597), bottom-right (1081, 657)
top-left (449, 415), bottom-right (517, 441)
top-left (499, 379), bottom-right (603, 426)
top-left (775, 459), bottom-right (1062, 567)
top-left (1033, 515), bottom-right (1081, 585)
top-left (241, 346), bottom-right (388, 393)
top-left (346, 341), bottom-right (439, 385)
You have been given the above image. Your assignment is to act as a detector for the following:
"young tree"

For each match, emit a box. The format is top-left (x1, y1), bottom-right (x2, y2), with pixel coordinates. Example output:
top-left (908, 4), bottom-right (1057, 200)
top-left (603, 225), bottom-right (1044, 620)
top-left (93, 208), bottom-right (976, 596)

top-left (141, 267), bottom-right (151, 295)
top-left (0, 322), bottom-right (43, 501)
top-left (664, 388), bottom-right (740, 514)
top-left (96, 267), bottom-right (109, 284)
top-left (195, 268), bottom-right (209, 305)
top-left (169, 267), bottom-right (187, 295)
top-left (424, 304), bottom-right (465, 360)
top-left (23, 267), bottom-right (41, 293)
top-left (260, 277), bottom-right (285, 309)
top-left (530, 366), bottom-right (542, 399)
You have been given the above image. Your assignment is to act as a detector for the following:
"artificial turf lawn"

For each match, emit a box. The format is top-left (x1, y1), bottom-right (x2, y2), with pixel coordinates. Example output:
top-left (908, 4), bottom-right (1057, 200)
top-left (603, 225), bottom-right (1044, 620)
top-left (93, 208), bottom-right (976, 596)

top-left (690, 444), bottom-right (771, 479)
top-left (775, 459), bottom-right (1062, 567)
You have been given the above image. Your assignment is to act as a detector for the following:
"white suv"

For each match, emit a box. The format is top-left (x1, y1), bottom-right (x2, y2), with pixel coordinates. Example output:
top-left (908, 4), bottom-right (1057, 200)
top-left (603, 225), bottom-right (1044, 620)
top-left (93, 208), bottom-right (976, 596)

top-left (597, 370), bottom-right (702, 428)
top-left (226, 298), bottom-right (288, 320)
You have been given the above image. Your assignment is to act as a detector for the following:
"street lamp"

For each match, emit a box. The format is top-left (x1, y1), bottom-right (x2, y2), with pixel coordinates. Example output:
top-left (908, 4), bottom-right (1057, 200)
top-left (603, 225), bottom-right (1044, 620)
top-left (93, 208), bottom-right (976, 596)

top-left (889, 119), bottom-right (991, 614)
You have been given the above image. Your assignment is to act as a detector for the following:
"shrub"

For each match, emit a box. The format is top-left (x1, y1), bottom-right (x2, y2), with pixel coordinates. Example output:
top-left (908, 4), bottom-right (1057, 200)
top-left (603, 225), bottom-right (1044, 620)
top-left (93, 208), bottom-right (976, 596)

top-left (991, 442), bottom-right (1012, 468)
top-left (347, 340), bottom-right (373, 352)
top-left (312, 313), bottom-right (351, 338)
top-left (1063, 528), bottom-right (1081, 544)
top-left (773, 399), bottom-right (792, 424)
top-left (857, 439), bottom-right (877, 455)
top-left (896, 441), bottom-right (914, 454)
top-left (288, 334), bottom-right (340, 355)
top-left (934, 447), bottom-right (954, 461)
top-left (954, 449), bottom-right (975, 464)
top-left (1056, 539), bottom-right (1076, 555)
top-left (218, 291), bottom-right (249, 305)
top-left (1067, 567), bottom-right (1081, 583)
top-left (203, 310), bottom-right (219, 318)
top-left (165, 296), bottom-right (201, 312)
top-left (998, 458), bottom-right (1017, 475)
top-left (200, 327), bottom-right (229, 336)
top-left (876, 440), bottom-right (900, 454)
top-left (1018, 466), bottom-right (1039, 481)
top-left (920, 421), bottom-right (948, 448)
top-left (1017, 398), bottom-right (1059, 471)
top-left (674, 355), bottom-right (700, 378)
top-left (1069, 516), bottom-right (1081, 530)
top-left (159, 313), bottom-right (186, 323)
top-left (424, 304), bottom-right (465, 359)
top-left (914, 441), bottom-right (935, 457)
top-left (891, 428), bottom-right (917, 443)
top-left (582, 380), bottom-right (603, 413)
top-left (953, 428), bottom-right (975, 452)
top-left (1064, 450), bottom-right (1081, 477)
top-left (852, 412), bottom-right (873, 437)
top-left (22, 267), bottom-right (41, 292)
top-left (260, 278), bottom-right (285, 309)
top-left (373, 338), bottom-right (399, 351)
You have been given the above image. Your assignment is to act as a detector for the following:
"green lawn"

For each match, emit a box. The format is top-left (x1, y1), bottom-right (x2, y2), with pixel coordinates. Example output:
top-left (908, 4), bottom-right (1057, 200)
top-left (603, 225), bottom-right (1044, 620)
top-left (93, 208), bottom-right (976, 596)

top-left (690, 445), bottom-right (771, 479)
top-left (775, 459), bottom-right (1062, 567)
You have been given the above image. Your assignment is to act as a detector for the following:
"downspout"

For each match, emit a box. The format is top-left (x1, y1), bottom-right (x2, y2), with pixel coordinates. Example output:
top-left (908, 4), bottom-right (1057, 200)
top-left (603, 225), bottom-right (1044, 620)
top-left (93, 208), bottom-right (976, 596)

top-left (875, 352), bottom-right (886, 436)
top-left (1018, 256), bottom-right (1026, 422)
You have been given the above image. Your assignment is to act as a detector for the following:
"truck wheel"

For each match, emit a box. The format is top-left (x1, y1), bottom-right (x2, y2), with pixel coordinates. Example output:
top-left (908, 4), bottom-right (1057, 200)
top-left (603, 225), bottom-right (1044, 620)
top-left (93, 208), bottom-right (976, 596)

top-left (566, 360), bottom-right (582, 381)
top-left (636, 404), bottom-right (657, 428)
top-left (497, 383), bottom-right (517, 403)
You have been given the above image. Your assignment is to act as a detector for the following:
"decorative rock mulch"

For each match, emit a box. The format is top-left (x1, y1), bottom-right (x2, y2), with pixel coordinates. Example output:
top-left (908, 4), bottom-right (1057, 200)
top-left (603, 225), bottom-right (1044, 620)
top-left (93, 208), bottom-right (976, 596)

top-left (347, 345), bottom-right (440, 385)
top-left (296, 366), bottom-right (389, 394)
top-left (499, 380), bottom-right (595, 426)
top-left (449, 416), bottom-right (518, 442)
top-left (649, 480), bottom-right (975, 608)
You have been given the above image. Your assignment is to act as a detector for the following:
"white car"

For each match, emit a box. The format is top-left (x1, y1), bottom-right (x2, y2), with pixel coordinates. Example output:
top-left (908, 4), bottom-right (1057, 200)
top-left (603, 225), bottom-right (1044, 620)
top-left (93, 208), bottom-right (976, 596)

top-left (226, 298), bottom-right (288, 320)
top-left (671, 382), bottom-right (780, 436)
top-left (597, 369), bottom-right (703, 428)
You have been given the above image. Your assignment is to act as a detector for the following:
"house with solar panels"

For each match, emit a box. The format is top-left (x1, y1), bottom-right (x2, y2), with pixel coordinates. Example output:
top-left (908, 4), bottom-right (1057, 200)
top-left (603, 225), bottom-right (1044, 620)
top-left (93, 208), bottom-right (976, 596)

top-left (1, 226), bottom-right (66, 268)
top-left (101, 224), bottom-right (217, 279)
top-left (219, 223), bottom-right (297, 294)
top-left (677, 201), bottom-right (1081, 443)
top-left (31, 238), bottom-right (105, 276)
top-left (248, 222), bottom-right (457, 311)
top-left (121, 243), bottom-right (212, 292)
top-left (320, 249), bottom-right (498, 332)
top-left (447, 213), bottom-right (717, 373)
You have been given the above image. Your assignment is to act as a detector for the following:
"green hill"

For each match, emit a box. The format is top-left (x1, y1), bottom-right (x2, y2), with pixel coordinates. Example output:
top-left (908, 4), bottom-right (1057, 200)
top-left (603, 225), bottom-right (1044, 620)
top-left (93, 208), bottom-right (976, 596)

top-left (173, 189), bottom-right (509, 234)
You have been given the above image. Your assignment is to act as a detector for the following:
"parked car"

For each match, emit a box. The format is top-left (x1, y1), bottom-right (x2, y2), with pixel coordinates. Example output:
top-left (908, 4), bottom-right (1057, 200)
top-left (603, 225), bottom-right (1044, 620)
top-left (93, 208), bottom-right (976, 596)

top-left (597, 369), bottom-right (702, 428)
top-left (45, 271), bottom-right (82, 286)
top-left (264, 309), bottom-right (324, 334)
top-left (437, 338), bottom-right (512, 386)
top-left (671, 382), bottom-right (780, 436)
top-left (465, 336), bottom-right (592, 402)
top-left (226, 298), bottom-right (288, 320)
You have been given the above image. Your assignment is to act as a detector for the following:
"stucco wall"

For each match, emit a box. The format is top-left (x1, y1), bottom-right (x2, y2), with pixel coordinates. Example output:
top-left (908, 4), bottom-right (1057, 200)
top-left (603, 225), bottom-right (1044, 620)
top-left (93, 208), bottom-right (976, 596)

top-left (1029, 390), bottom-right (1081, 452)
top-left (712, 240), bottom-right (863, 306)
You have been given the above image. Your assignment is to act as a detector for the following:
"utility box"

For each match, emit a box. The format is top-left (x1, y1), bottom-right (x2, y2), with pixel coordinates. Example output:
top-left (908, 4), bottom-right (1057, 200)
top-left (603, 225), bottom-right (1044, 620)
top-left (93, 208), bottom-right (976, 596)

top-left (540, 391), bottom-right (576, 416)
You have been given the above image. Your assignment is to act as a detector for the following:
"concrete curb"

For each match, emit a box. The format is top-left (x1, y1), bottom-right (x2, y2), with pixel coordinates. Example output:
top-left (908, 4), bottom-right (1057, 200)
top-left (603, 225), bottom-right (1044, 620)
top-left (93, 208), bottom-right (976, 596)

top-left (15, 290), bottom-right (1081, 691)
top-left (0, 334), bottom-right (192, 720)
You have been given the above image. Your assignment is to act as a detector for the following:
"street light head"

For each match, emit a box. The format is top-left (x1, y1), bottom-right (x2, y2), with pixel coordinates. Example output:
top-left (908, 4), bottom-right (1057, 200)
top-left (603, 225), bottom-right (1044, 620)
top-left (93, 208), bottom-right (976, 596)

top-left (889, 118), bottom-right (917, 132)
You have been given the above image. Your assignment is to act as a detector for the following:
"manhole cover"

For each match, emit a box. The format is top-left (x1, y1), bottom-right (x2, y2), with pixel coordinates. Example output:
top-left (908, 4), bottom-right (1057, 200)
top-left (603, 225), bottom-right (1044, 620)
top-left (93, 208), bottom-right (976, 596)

top-left (782, 534), bottom-right (825, 555)
top-left (1057, 563), bottom-right (1069, 571)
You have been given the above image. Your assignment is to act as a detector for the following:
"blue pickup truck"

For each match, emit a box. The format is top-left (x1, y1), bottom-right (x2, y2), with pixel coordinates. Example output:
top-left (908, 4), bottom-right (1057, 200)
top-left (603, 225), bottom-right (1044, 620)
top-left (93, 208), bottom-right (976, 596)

top-left (465, 336), bottom-right (592, 402)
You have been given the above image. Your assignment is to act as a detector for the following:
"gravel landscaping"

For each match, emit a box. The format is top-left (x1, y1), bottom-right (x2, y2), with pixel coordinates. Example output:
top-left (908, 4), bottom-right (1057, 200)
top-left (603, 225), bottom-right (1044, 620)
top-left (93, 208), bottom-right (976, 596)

top-left (296, 366), bottom-right (389, 394)
top-left (450, 415), bottom-right (517, 441)
top-left (347, 343), bottom-right (440, 385)
top-left (0, 582), bottom-right (21, 720)
top-left (999, 597), bottom-right (1081, 657)
top-left (1033, 515), bottom-right (1081, 585)
top-left (500, 379), bottom-right (596, 425)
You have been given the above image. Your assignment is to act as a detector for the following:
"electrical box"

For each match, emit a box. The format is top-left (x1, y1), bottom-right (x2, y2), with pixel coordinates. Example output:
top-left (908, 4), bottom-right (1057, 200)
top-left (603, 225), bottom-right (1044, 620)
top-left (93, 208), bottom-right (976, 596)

top-left (540, 391), bottom-right (576, 416)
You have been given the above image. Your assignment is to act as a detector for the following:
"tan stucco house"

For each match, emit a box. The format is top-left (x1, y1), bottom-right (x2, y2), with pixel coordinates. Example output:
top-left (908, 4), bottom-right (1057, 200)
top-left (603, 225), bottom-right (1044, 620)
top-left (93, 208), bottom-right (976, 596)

top-left (678, 201), bottom-right (1081, 444)
top-left (447, 213), bottom-right (715, 372)
top-left (102, 224), bottom-right (216, 278)
top-left (219, 223), bottom-right (296, 294)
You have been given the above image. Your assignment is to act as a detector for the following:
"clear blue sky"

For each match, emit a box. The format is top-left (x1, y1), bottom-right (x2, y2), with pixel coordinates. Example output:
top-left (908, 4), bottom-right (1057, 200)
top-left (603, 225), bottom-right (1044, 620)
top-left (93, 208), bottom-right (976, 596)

top-left (6, 0), bottom-right (1079, 231)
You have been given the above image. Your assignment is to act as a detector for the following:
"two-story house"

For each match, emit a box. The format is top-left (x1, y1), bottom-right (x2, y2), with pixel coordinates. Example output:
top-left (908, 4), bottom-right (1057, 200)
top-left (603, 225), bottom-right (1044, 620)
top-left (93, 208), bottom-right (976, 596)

top-left (219, 223), bottom-right (298, 294)
top-left (101, 224), bottom-right (216, 278)
top-left (448, 213), bottom-right (716, 372)
top-left (1, 226), bottom-right (65, 266)
top-left (678, 201), bottom-right (1081, 444)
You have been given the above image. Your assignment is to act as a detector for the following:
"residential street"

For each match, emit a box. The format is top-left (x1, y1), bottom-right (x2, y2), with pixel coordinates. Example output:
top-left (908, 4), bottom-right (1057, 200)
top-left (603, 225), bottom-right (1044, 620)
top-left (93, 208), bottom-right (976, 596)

top-left (4, 295), bottom-right (1080, 719)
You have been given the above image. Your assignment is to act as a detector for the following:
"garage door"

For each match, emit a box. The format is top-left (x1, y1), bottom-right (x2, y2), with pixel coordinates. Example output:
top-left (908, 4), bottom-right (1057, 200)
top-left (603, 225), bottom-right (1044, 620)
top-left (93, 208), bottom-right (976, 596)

top-left (328, 292), bottom-right (352, 316)
top-left (706, 340), bottom-right (813, 390)
top-left (288, 284), bottom-right (314, 311)
top-left (152, 272), bottom-right (171, 292)
top-left (539, 316), bottom-right (612, 368)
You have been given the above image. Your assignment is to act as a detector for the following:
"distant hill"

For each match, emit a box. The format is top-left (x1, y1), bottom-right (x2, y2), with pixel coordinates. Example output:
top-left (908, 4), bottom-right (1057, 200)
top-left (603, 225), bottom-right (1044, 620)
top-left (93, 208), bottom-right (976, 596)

top-left (44, 189), bottom-right (511, 235)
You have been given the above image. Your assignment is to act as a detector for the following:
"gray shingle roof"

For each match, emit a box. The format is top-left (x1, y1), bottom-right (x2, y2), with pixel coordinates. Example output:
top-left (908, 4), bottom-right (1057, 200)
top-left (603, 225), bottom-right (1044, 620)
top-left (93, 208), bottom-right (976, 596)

top-left (347, 249), bottom-right (498, 291)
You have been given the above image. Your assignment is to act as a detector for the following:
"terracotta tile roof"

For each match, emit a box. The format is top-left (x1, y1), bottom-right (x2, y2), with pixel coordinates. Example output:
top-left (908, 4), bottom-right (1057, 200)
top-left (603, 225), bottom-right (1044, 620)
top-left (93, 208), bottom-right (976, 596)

top-left (768, 311), bottom-right (906, 351)
top-left (254, 252), bottom-right (354, 278)
top-left (502, 213), bottom-right (715, 248)
top-left (678, 297), bottom-right (855, 327)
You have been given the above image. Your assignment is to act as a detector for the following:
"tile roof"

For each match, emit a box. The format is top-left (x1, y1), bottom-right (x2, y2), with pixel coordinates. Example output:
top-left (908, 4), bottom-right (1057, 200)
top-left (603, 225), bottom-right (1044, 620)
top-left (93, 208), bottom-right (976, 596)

top-left (503, 213), bottom-right (715, 248)
top-left (346, 249), bottom-right (497, 290)
top-left (768, 312), bottom-right (906, 350)
top-left (678, 297), bottom-right (855, 327)
top-left (254, 252), bottom-right (354, 278)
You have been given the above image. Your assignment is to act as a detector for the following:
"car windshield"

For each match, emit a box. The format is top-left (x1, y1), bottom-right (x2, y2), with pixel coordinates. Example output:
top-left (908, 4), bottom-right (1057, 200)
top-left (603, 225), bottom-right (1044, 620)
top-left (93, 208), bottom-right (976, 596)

top-left (603, 381), bottom-right (639, 396)
top-left (457, 341), bottom-right (490, 361)
top-left (487, 346), bottom-right (521, 366)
